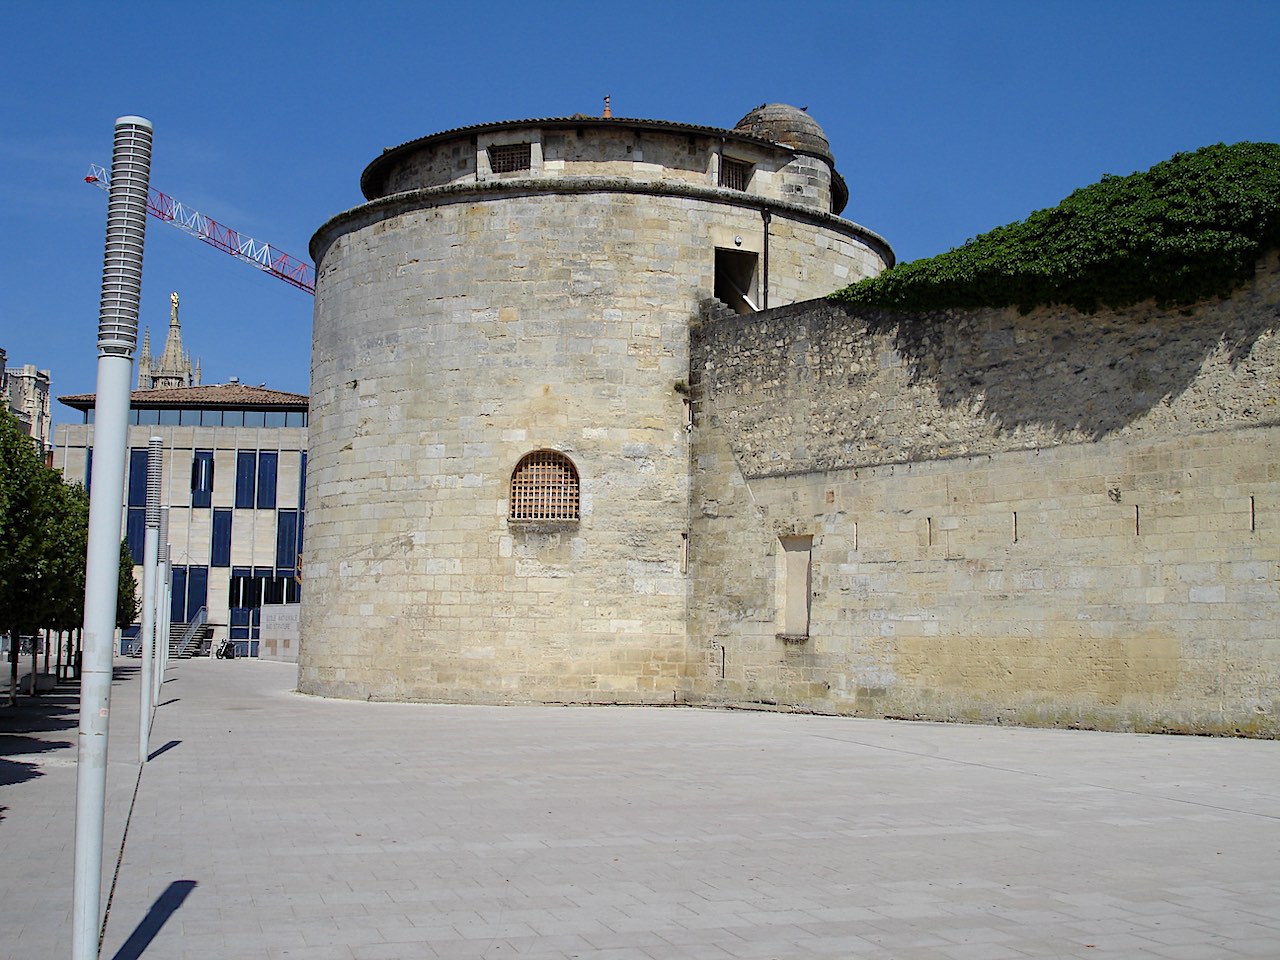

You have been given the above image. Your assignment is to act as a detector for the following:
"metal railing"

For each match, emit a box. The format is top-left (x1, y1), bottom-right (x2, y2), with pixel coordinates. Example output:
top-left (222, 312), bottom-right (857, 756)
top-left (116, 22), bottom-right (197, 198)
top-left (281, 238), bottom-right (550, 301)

top-left (174, 606), bottom-right (209, 657)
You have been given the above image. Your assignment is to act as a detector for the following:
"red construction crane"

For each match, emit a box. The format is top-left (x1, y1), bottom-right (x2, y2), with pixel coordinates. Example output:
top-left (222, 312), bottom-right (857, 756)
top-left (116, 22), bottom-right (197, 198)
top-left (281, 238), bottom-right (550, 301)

top-left (85, 163), bottom-right (315, 295)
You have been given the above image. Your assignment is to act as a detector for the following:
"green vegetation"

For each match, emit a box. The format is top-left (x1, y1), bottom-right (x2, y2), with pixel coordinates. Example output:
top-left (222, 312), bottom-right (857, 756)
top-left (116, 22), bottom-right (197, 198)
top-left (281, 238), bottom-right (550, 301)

top-left (0, 409), bottom-right (135, 702)
top-left (117, 539), bottom-right (140, 631)
top-left (832, 142), bottom-right (1280, 314)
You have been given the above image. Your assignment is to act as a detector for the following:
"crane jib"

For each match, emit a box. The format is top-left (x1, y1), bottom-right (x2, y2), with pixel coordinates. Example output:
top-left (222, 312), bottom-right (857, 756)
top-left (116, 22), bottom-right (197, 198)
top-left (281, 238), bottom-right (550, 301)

top-left (85, 163), bottom-right (316, 296)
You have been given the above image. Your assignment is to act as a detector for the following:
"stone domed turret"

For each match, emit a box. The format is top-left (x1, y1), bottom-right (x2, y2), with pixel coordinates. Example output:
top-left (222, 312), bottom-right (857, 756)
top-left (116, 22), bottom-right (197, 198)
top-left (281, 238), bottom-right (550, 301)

top-left (733, 103), bottom-right (848, 215)
top-left (734, 103), bottom-right (832, 162)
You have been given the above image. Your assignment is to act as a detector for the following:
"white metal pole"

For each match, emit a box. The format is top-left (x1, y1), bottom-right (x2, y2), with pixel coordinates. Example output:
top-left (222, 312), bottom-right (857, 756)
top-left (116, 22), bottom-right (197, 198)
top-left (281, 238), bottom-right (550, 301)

top-left (72, 115), bottom-right (152, 960)
top-left (138, 437), bottom-right (161, 762)
top-left (155, 506), bottom-right (168, 701)
top-left (155, 506), bottom-right (169, 704)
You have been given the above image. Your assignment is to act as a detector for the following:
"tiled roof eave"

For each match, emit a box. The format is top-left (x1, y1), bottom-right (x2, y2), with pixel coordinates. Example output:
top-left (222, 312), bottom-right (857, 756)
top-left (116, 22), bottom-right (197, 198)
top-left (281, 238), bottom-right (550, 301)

top-left (128, 399), bottom-right (310, 409)
top-left (57, 385), bottom-right (309, 412)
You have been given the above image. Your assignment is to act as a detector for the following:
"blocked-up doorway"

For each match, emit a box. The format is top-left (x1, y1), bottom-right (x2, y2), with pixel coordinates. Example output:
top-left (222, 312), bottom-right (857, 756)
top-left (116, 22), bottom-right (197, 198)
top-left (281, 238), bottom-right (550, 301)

top-left (777, 535), bottom-right (813, 638)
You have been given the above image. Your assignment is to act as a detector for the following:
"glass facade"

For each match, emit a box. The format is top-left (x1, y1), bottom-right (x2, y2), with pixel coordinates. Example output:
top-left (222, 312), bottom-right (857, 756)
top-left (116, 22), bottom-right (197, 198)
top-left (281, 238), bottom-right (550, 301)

top-left (234, 451), bottom-right (257, 508)
top-left (229, 563), bottom-right (300, 647)
top-left (233, 451), bottom-right (281, 509)
top-left (191, 450), bottom-right (214, 508)
top-left (211, 509), bottom-right (232, 567)
top-left (126, 507), bottom-right (146, 564)
top-left (171, 567), bottom-right (186, 622)
top-left (115, 407), bottom-right (307, 427)
top-left (256, 451), bottom-right (278, 509)
top-left (275, 510), bottom-right (299, 572)
top-left (169, 566), bottom-right (209, 623)
top-left (127, 448), bottom-right (149, 508)
top-left (98, 414), bottom-right (307, 655)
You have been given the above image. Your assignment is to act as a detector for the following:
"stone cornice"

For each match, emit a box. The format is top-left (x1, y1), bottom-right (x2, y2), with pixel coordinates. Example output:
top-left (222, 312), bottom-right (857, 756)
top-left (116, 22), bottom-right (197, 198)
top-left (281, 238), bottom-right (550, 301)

top-left (360, 116), bottom-right (800, 199)
top-left (311, 175), bottom-right (894, 270)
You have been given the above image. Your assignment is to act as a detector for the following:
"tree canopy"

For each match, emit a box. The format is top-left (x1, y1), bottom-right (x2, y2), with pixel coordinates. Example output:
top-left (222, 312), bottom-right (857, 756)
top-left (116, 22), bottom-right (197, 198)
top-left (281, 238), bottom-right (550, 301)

top-left (1, 409), bottom-right (138, 700)
top-left (831, 141), bottom-right (1280, 314)
top-left (0, 409), bottom-right (61, 640)
top-left (117, 538), bottom-right (140, 632)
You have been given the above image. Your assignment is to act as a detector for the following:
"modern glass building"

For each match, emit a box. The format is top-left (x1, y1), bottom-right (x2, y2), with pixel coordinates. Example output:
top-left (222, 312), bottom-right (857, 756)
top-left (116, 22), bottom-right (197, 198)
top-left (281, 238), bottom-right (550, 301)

top-left (56, 382), bottom-right (308, 656)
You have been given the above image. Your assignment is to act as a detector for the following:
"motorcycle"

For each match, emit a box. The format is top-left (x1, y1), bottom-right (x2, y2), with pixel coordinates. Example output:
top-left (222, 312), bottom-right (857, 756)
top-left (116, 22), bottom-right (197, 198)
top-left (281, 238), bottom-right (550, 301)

top-left (215, 638), bottom-right (236, 659)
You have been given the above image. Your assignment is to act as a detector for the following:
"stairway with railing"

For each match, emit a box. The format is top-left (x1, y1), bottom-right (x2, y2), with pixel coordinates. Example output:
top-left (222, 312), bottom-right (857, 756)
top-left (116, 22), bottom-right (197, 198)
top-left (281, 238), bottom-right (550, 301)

top-left (173, 606), bottom-right (211, 658)
top-left (125, 607), bottom-right (213, 658)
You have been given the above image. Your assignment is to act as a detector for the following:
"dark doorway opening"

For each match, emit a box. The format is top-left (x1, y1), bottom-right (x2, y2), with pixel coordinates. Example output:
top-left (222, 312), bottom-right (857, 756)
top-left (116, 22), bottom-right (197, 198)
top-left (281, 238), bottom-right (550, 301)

top-left (714, 248), bottom-right (759, 315)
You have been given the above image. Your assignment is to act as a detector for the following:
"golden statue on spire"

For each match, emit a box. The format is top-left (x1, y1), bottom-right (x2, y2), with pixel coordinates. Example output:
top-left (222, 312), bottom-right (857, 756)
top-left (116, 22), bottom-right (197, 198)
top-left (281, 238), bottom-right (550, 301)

top-left (138, 291), bottom-right (200, 389)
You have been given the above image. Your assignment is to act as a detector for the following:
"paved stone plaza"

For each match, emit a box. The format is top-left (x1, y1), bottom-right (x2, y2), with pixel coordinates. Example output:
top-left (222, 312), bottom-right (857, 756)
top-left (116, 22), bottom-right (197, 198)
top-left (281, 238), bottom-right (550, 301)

top-left (2, 657), bottom-right (1278, 959)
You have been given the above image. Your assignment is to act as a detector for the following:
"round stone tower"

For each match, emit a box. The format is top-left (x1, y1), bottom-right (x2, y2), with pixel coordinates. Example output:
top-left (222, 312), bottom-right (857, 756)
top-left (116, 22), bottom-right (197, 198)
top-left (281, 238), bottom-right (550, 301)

top-left (301, 105), bottom-right (893, 703)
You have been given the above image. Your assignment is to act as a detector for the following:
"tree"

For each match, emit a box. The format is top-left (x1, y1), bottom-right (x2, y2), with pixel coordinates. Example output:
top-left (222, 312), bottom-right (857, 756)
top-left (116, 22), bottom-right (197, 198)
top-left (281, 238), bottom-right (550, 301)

top-left (0, 409), bottom-right (57, 704)
top-left (40, 482), bottom-right (89, 686)
top-left (833, 141), bottom-right (1280, 314)
top-left (117, 538), bottom-right (140, 632)
top-left (0, 411), bottom-right (107, 701)
top-left (45, 482), bottom-right (90, 633)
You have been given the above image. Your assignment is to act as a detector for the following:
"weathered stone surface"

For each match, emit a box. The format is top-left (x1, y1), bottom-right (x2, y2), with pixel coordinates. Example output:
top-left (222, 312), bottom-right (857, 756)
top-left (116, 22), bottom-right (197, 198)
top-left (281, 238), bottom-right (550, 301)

top-left (694, 256), bottom-right (1280, 477)
top-left (301, 110), bottom-right (886, 704)
top-left (689, 254), bottom-right (1280, 735)
top-left (305, 107), bottom-right (1279, 735)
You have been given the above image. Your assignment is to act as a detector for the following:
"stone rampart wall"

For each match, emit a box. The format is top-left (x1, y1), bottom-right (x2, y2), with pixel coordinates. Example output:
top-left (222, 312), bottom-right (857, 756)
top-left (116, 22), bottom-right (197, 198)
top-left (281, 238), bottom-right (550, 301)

top-left (695, 253), bottom-right (1280, 478)
top-left (689, 255), bottom-right (1280, 734)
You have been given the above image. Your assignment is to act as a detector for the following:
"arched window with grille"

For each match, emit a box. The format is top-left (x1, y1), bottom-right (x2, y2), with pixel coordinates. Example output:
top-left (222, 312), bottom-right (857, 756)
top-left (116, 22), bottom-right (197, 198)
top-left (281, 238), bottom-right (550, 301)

top-left (509, 450), bottom-right (580, 522)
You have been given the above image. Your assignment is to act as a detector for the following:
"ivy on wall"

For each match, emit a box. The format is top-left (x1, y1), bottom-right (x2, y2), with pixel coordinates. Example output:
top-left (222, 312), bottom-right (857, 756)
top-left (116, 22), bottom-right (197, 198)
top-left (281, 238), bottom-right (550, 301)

top-left (831, 142), bottom-right (1280, 314)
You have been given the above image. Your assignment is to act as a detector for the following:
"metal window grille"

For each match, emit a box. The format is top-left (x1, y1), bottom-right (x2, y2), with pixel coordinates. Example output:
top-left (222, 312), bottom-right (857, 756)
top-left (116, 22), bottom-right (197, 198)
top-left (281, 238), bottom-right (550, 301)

top-left (510, 451), bottom-right (579, 521)
top-left (489, 142), bottom-right (532, 174)
top-left (719, 157), bottom-right (751, 191)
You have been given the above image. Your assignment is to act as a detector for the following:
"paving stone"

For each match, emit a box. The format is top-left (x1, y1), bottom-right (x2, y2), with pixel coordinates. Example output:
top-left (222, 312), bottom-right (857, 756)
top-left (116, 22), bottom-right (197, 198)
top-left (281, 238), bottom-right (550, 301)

top-left (3, 657), bottom-right (1278, 959)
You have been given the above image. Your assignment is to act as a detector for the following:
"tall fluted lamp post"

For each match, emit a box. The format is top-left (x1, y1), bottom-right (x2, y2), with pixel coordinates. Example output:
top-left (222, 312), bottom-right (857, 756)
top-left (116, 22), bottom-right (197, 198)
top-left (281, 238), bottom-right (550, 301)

top-left (72, 115), bottom-right (152, 960)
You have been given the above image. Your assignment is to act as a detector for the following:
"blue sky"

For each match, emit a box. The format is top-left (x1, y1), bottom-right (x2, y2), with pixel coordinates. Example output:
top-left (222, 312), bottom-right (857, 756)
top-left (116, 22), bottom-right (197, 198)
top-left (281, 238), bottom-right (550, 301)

top-left (3, 1), bottom-right (1278, 428)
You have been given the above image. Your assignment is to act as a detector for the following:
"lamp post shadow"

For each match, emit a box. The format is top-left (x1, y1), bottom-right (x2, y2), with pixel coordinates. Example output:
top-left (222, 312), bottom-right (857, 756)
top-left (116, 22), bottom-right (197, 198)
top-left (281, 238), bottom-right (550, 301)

top-left (108, 879), bottom-right (196, 960)
top-left (145, 739), bottom-right (180, 761)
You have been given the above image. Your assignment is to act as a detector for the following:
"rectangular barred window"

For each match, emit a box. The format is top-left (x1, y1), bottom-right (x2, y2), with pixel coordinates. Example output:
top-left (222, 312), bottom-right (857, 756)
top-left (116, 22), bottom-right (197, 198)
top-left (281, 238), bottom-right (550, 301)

top-left (510, 451), bottom-right (580, 521)
top-left (489, 142), bottom-right (532, 174)
top-left (719, 157), bottom-right (751, 191)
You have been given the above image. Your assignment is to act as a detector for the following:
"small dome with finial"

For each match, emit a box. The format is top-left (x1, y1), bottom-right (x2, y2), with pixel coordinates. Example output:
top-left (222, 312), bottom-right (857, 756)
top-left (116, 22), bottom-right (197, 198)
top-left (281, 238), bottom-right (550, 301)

top-left (733, 103), bottom-right (832, 162)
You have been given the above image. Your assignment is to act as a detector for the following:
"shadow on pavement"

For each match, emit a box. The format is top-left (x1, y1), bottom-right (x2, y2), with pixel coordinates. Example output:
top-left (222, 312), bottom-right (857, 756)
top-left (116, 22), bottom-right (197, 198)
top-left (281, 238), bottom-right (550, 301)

top-left (0, 757), bottom-right (44, 807)
top-left (147, 740), bottom-right (181, 762)
top-left (0, 660), bottom-right (155, 820)
top-left (0, 734), bottom-right (73, 759)
top-left (0, 730), bottom-right (74, 818)
top-left (109, 879), bottom-right (197, 960)
top-left (0, 689), bottom-right (78, 736)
